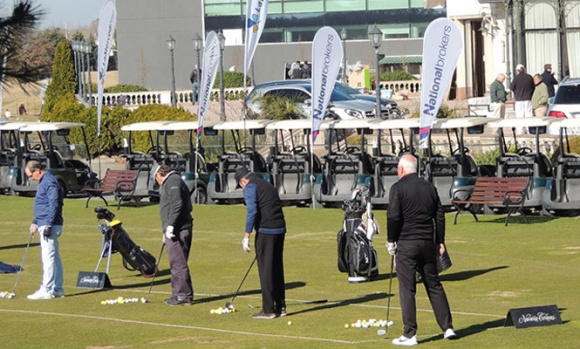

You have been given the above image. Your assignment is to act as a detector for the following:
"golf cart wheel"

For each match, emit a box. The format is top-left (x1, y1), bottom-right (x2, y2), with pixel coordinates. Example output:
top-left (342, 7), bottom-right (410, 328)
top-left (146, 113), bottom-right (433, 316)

top-left (191, 187), bottom-right (207, 205)
top-left (57, 180), bottom-right (68, 198)
top-left (122, 258), bottom-right (137, 272)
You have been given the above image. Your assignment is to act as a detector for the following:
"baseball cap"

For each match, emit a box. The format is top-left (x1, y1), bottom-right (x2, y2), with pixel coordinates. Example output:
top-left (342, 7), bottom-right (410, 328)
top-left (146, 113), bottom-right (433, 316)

top-left (516, 64), bottom-right (525, 71)
top-left (234, 167), bottom-right (250, 188)
top-left (544, 63), bottom-right (552, 69)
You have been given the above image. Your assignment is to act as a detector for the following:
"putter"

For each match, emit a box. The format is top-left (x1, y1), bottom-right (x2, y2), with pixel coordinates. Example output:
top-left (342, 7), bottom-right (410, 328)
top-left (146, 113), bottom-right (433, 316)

top-left (247, 299), bottom-right (328, 308)
top-left (225, 256), bottom-right (256, 309)
top-left (144, 243), bottom-right (165, 303)
top-left (378, 254), bottom-right (395, 336)
top-left (10, 233), bottom-right (34, 297)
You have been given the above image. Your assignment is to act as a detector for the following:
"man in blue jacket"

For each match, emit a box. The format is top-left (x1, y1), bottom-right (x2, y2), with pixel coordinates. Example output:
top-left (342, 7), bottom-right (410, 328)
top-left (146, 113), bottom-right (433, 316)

top-left (26, 160), bottom-right (65, 300)
top-left (235, 167), bottom-right (286, 319)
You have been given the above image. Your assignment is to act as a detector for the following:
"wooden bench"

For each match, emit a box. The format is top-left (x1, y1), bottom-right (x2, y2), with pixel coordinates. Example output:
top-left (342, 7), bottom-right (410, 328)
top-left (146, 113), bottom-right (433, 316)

top-left (83, 169), bottom-right (144, 210)
top-left (451, 177), bottom-right (530, 226)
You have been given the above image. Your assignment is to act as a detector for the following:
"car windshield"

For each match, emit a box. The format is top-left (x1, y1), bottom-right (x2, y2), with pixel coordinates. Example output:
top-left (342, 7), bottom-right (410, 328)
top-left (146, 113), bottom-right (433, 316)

top-left (334, 82), bottom-right (360, 95)
top-left (554, 85), bottom-right (580, 105)
top-left (301, 85), bottom-right (355, 101)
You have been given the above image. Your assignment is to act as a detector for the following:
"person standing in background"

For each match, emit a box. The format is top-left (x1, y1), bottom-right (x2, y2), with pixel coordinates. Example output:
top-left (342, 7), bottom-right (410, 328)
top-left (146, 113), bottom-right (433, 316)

top-left (532, 74), bottom-right (549, 117)
top-left (490, 73), bottom-right (507, 118)
top-left (541, 63), bottom-right (558, 98)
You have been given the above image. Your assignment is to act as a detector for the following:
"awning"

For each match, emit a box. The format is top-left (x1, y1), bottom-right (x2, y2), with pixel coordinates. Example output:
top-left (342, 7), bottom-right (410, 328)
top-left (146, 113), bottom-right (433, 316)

top-left (379, 55), bottom-right (422, 65)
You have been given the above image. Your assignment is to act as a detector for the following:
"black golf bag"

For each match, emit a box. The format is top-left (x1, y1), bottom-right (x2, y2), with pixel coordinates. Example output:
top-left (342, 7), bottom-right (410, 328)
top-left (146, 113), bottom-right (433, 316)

top-left (95, 206), bottom-right (157, 278)
top-left (337, 188), bottom-right (379, 283)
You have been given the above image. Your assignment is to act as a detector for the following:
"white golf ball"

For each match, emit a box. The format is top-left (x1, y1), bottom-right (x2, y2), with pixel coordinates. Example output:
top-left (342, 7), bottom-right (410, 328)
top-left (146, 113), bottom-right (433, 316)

top-left (6, 294), bottom-right (13, 299)
top-left (141, 298), bottom-right (147, 303)
top-left (388, 321), bottom-right (394, 327)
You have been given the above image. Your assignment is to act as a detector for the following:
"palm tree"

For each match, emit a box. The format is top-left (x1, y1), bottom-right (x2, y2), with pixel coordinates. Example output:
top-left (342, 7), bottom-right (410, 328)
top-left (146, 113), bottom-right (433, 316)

top-left (0, 0), bottom-right (44, 85)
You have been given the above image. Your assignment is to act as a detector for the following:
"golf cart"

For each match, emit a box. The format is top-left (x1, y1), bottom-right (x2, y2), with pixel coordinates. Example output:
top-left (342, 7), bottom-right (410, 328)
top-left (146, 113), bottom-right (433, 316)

top-left (207, 120), bottom-right (271, 204)
top-left (368, 118), bottom-right (421, 209)
top-left (542, 118), bottom-right (580, 215)
top-left (313, 119), bottom-right (375, 208)
top-left (487, 117), bottom-right (555, 212)
top-left (9, 122), bottom-right (95, 197)
top-left (265, 119), bottom-right (322, 206)
top-left (0, 122), bottom-right (33, 194)
top-left (424, 117), bottom-right (489, 209)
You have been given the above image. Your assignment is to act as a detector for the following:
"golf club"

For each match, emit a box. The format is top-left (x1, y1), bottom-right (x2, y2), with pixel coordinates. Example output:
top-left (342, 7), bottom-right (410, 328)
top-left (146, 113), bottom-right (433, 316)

top-left (378, 254), bottom-right (395, 336)
top-left (224, 256), bottom-right (256, 309)
top-left (9, 233), bottom-right (34, 298)
top-left (247, 299), bottom-right (328, 308)
top-left (144, 243), bottom-right (165, 303)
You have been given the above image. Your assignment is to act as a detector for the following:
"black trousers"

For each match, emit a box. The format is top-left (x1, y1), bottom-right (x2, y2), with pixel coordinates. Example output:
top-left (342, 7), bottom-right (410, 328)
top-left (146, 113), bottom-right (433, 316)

top-left (255, 232), bottom-right (286, 314)
top-left (166, 227), bottom-right (194, 302)
top-left (396, 239), bottom-right (452, 337)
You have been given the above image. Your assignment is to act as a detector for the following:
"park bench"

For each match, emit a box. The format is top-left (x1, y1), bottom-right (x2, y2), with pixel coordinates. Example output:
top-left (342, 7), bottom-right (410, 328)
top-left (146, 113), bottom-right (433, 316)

top-left (83, 169), bottom-right (145, 210)
top-left (451, 176), bottom-right (530, 226)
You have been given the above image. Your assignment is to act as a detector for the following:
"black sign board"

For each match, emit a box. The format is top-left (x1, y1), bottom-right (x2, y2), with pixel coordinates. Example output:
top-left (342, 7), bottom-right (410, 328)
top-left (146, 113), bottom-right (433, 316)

top-left (504, 305), bottom-right (562, 329)
top-left (76, 272), bottom-right (112, 289)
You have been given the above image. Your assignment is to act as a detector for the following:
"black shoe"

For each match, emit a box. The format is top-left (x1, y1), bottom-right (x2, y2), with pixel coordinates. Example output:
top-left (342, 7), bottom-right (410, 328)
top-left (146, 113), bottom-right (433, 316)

top-left (252, 310), bottom-right (277, 319)
top-left (276, 307), bottom-right (287, 317)
top-left (164, 297), bottom-right (192, 306)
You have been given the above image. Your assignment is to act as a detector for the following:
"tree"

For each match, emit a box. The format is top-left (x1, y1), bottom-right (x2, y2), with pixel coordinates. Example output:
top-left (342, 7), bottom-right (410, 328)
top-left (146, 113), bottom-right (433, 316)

top-left (0, 0), bottom-right (45, 85)
top-left (41, 40), bottom-right (76, 120)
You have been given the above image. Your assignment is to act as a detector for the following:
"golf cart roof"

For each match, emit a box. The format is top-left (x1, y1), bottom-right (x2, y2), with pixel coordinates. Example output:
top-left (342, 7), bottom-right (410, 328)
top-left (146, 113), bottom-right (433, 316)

top-left (432, 117), bottom-right (490, 129)
top-left (265, 119), bottom-right (316, 130)
top-left (549, 118), bottom-right (580, 129)
top-left (155, 120), bottom-right (222, 131)
top-left (487, 117), bottom-right (554, 128)
top-left (120, 121), bottom-right (174, 131)
top-left (213, 120), bottom-right (272, 130)
top-left (369, 117), bottom-right (421, 130)
top-left (19, 122), bottom-right (85, 132)
top-left (320, 119), bottom-right (376, 130)
top-left (0, 121), bottom-right (37, 131)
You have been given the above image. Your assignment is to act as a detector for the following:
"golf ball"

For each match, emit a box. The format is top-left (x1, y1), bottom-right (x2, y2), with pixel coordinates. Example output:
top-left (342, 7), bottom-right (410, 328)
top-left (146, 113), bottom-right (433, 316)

top-left (387, 321), bottom-right (394, 327)
top-left (344, 324), bottom-right (349, 328)
top-left (210, 309), bottom-right (216, 314)
top-left (287, 321), bottom-right (292, 326)
top-left (141, 298), bottom-right (147, 303)
top-left (6, 294), bottom-right (13, 299)
top-left (101, 301), bottom-right (106, 305)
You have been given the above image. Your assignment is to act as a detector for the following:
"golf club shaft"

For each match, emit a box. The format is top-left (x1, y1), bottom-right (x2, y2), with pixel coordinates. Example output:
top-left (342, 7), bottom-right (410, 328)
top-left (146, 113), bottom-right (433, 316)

top-left (248, 299), bottom-right (328, 308)
top-left (386, 254), bottom-right (394, 323)
top-left (11, 233), bottom-right (34, 294)
top-left (229, 256), bottom-right (257, 305)
top-left (145, 243), bottom-right (165, 301)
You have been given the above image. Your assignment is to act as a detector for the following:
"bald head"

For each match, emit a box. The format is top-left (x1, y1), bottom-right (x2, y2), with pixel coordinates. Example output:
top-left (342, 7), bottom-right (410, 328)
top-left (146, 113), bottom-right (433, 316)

top-left (398, 154), bottom-right (417, 178)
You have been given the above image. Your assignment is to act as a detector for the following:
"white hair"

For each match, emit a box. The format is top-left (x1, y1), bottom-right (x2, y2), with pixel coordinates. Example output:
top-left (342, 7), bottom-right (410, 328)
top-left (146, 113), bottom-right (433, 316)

top-left (398, 154), bottom-right (417, 174)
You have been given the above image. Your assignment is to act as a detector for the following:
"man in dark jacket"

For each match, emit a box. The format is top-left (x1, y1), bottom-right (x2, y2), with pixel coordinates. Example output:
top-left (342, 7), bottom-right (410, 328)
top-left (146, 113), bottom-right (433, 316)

top-left (156, 165), bottom-right (194, 306)
top-left (235, 167), bottom-right (286, 319)
top-left (26, 160), bottom-right (65, 300)
top-left (490, 73), bottom-right (507, 118)
top-left (387, 154), bottom-right (456, 346)
top-left (510, 64), bottom-right (535, 120)
top-left (541, 63), bottom-right (558, 98)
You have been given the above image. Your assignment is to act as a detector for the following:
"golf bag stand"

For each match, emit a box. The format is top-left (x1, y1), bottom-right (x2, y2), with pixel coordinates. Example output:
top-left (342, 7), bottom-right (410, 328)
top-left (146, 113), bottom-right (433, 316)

top-left (337, 188), bottom-right (379, 283)
top-left (94, 206), bottom-right (157, 278)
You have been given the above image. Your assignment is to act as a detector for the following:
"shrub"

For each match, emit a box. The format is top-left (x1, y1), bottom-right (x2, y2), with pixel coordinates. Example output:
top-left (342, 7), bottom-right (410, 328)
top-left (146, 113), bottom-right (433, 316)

top-left (214, 71), bottom-right (252, 89)
top-left (105, 84), bottom-right (148, 93)
top-left (381, 71), bottom-right (416, 81)
top-left (252, 94), bottom-right (304, 120)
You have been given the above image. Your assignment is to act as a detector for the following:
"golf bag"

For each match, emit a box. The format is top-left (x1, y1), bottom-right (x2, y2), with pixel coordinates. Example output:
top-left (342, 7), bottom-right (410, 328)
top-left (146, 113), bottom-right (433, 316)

top-left (95, 206), bottom-right (157, 278)
top-left (337, 188), bottom-right (379, 283)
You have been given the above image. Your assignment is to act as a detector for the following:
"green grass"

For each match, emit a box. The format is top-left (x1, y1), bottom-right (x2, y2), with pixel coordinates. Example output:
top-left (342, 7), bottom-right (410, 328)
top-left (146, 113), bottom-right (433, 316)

top-left (0, 196), bottom-right (578, 349)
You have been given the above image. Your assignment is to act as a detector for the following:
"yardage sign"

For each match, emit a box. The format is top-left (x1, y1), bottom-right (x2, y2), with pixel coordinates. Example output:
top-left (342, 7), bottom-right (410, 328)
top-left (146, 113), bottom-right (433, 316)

top-left (504, 305), bottom-right (562, 329)
top-left (76, 272), bottom-right (112, 289)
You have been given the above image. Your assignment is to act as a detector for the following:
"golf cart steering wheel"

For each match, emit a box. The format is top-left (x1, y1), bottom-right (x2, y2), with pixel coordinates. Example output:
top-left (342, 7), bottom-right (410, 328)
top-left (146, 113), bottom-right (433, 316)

top-left (517, 147), bottom-right (533, 156)
top-left (291, 146), bottom-right (307, 154)
top-left (238, 147), bottom-right (254, 154)
top-left (32, 144), bottom-right (42, 151)
top-left (346, 146), bottom-right (360, 154)
top-left (147, 146), bottom-right (162, 155)
top-left (452, 147), bottom-right (470, 155)
top-left (400, 146), bottom-right (415, 154)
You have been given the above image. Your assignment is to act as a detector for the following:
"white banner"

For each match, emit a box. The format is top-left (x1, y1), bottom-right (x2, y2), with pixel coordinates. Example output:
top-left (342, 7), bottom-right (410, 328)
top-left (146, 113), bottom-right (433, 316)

top-left (419, 18), bottom-right (463, 149)
top-left (311, 27), bottom-right (343, 143)
top-left (244, 0), bottom-right (269, 78)
top-left (96, 0), bottom-right (117, 137)
top-left (196, 31), bottom-right (221, 141)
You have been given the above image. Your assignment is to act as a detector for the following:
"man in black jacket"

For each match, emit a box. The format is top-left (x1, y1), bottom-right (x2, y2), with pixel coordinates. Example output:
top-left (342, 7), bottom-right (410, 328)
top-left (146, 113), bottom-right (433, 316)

top-left (387, 155), bottom-right (456, 346)
top-left (235, 167), bottom-right (286, 319)
top-left (156, 165), bottom-right (194, 306)
top-left (541, 63), bottom-right (558, 98)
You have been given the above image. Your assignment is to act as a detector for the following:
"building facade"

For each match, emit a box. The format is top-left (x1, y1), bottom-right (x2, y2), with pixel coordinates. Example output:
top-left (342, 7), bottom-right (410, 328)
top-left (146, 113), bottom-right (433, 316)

top-left (116, 0), bottom-right (445, 91)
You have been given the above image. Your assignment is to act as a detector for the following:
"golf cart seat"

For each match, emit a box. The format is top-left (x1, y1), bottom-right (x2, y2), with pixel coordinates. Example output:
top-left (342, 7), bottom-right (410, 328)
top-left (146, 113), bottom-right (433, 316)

top-left (323, 154), bottom-right (360, 196)
top-left (497, 154), bottom-right (534, 178)
top-left (372, 154), bottom-right (399, 199)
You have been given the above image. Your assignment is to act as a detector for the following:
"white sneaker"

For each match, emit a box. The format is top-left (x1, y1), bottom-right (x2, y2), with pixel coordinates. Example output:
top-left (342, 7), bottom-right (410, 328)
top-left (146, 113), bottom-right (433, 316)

top-left (27, 289), bottom-right (53, 300)
top-left (392, 335), bottom-right (418, 346)
top-left (444, 328), bottom-right (457, 340)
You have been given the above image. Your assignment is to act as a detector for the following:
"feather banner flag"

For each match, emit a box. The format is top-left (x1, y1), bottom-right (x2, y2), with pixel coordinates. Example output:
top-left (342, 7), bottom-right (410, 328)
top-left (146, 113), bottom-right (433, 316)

top-left (196, 31), bottom-right (221, 141)
top-left (244, 0), bottom-right (269, 79)
top-left (96, 0), bottom-right (117, 137)
top-left (311, 26), bottom-right (343, 143)
top-left (419, 18), bottom-right (463, 149)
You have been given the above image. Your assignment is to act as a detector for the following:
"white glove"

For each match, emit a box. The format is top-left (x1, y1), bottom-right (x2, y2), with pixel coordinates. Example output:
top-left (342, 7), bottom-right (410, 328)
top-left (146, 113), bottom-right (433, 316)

top-left (242, 237), bottom-right (251, 253)
top-left (38, 225), bottom-right (51, 237)
top-left (165, 226), bottom-right (175, 240)
top-left (386, 242), bottom-right (397, 256)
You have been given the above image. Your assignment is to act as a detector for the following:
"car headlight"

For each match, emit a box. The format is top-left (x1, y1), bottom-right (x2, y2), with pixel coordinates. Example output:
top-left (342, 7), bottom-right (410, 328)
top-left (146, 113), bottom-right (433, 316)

top-left (344, 109), bottom-right (364, 119)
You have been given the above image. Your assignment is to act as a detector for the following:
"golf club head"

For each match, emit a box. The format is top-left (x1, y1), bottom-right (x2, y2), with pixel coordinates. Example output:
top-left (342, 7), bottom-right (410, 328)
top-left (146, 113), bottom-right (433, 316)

top-left (225, 301), bottom-right (233, 309)
top-left (377, 329), bottom-right (387, 336)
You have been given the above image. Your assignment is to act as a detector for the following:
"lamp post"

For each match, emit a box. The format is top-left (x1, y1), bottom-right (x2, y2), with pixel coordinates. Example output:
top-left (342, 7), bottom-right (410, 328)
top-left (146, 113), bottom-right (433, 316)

top-left (218, 32), bottom-right (226, 121)
top-left (77, 41), bottom-right (86, 102)
top-left (192, 32), bottom-right (203, 103)
top-left (83, 42), bottom-right (93, 105)
top-left (71, 41), bottom-right (80, 96)
top-left (166, 34), bottom-right (177, 108)
top-left (340, 28), bottom-right (347, 84)
top-left (504, 0), bottom-right (513, 87)
top-left (369, 25), bottom-right (383, 118)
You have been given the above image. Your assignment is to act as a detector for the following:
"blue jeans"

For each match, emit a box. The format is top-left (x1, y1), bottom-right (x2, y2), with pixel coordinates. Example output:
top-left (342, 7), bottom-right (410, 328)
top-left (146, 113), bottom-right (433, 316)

top-left (39, 225), bottom-right (64, 293)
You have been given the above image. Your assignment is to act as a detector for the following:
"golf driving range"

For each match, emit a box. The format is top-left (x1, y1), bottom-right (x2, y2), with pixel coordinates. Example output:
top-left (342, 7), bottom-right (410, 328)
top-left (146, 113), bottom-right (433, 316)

top-left (0, 197), bottom-right (578, 349)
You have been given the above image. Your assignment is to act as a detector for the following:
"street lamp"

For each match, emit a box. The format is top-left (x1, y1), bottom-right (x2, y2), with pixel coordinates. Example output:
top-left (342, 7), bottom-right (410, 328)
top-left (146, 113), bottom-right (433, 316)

top-left (71, 41), bottom-right (80, 96)
top-left (340, 28), bottom-right (347, 84)
top-left (369, 25), bottom-right (383, 118)
top-left (82, 41), bottom-right (93, 105)
top-left (192, 32), bottom-right (203, 103)
top-left (166, 34), bottom-right (177, 108)
top-left (218, 32), bottom-right (226, 121)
